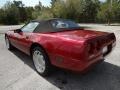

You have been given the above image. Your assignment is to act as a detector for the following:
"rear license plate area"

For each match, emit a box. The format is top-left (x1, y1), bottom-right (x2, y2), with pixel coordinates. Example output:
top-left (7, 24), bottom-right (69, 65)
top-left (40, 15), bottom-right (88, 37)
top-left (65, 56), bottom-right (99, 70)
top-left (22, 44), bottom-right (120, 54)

top-left (102, 46), bottom-right (108, 54)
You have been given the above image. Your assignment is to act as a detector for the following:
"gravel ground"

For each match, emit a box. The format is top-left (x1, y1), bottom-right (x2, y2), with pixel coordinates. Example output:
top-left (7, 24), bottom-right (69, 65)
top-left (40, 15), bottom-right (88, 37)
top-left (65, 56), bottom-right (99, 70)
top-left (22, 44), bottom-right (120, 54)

top-left (0, 24), bottom-right (120, 90)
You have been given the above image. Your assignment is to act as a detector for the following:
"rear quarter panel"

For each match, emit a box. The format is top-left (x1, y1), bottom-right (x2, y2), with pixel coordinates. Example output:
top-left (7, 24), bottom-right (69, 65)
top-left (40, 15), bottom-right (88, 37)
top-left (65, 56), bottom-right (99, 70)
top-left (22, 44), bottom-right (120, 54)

top-left (32, 33), bottom-right (86, 67)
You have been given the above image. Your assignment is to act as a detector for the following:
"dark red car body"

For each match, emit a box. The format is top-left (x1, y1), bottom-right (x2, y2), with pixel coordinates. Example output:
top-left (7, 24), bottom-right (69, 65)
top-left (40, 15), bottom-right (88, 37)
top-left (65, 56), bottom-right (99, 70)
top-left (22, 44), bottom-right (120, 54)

top-left (5, 19), bottom-right (116, 73)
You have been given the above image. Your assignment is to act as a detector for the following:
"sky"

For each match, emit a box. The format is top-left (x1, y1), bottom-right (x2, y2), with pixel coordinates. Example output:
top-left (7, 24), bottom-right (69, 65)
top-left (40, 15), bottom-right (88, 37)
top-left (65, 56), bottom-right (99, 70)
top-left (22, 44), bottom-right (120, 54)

top-left (0, 0), bottom-right (106, 8)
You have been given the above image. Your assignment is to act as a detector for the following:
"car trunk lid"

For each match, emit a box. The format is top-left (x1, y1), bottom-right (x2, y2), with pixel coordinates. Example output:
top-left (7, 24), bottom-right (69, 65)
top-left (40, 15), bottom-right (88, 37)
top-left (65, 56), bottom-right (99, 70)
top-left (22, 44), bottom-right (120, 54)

top-left (50, 29), bottom-right (116, 57)
top-left (50, 29), bottom-right (111, 40)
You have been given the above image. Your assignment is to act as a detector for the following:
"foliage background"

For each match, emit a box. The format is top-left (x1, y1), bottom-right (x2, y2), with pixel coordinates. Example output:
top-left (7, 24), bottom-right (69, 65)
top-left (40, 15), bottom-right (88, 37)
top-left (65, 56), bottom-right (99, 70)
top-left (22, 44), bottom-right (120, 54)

top-left (0, 0), bottom-right (120, 25)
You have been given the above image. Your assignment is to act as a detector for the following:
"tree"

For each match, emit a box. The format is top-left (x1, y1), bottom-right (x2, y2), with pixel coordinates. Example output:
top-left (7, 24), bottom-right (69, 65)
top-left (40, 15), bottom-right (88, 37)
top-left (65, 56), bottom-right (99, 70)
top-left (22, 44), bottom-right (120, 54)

top-left (1, 1), bottom-right (20, 25)
top-left (51, 0), bottom-right (66, 18)
top-left (13, 1), bottom-right (27, 22)
top-left (51, 0), bottom-right (57, 7)
top-left (0, 0), bottom-right (119, 25)
top-left (32, 1), bottom-right (42, 19)
top-left (37, 7), bottom-right (53, 19)
top-left (13, 0), bottom-right (24, 7)
top-left (35, 1), bottom-right (42, 11)
top-left (0, 9), bottom-right (6, 24)
top-left (32, 1), bottom-right (53, 20)
top-left (97, 0), bottom-right (120, 25)
top-left (51, 0), bottom-right (100, 22)
top-left (112, 0), bottom-right (120, 23)
top-left (25, 7), bottom-right (34, 21)
top-left (0, 1), bottom-right (34, 25)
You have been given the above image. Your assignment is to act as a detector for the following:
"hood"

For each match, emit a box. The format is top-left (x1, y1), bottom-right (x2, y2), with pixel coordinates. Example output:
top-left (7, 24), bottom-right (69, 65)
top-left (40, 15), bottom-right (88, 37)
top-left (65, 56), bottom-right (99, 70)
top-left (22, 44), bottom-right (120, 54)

top-left (50, 29), bottom-right (110, 40)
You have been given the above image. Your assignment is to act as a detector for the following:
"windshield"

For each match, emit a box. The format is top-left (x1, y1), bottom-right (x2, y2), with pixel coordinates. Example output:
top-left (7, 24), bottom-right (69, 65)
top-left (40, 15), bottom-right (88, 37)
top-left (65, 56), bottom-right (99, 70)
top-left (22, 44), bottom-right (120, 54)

top-left (51, 19), bottom-right (80, 30)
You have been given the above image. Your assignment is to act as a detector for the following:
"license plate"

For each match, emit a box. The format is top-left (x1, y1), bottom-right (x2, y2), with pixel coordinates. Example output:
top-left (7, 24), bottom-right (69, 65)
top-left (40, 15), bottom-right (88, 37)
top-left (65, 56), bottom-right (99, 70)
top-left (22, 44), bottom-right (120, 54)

top-left (103, 46), bottom-right (108, 54)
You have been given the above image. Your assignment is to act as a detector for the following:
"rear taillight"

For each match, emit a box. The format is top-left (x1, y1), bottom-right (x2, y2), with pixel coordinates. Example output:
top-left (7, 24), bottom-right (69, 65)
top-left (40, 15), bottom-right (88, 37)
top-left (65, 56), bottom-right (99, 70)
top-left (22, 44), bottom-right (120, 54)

top-left (87, 41), bottom-right (100, 54)
top-left (96, 40), bottom-right (101, 50)
top-left (87, 43), bottom-right (94, 54)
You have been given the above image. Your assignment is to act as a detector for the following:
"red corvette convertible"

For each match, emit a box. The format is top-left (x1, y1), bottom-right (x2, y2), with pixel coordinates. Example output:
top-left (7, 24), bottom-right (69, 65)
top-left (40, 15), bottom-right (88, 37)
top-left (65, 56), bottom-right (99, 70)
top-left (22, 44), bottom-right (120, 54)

top-left (5, 18), bottom-right (116, 76)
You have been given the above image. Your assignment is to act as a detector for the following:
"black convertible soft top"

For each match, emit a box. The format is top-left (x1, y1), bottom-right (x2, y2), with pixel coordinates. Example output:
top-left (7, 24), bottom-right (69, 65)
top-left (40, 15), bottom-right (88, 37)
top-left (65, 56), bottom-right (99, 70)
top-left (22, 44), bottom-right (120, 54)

top-left (32, 18), bottom-right (59, 33)
top-left (31, 18), bottom-right (61, 23)
top-left (30, 18), bottom-right (81, 33)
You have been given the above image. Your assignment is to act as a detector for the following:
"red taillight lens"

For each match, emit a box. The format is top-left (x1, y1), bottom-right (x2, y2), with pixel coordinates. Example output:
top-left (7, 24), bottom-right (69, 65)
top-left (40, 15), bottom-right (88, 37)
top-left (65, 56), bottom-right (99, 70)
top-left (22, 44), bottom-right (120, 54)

top-left (87, 43), bottom-right (93, 54)
top-left (88, 42), bottom-right (99, 54)
top-left (96, 40), bottom-right (101, 50)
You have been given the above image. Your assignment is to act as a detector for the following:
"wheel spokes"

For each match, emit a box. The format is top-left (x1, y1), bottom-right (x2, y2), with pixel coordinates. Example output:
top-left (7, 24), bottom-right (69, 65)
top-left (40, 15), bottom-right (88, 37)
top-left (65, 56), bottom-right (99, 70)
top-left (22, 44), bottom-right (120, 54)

top-left (33, 50), bottom-right (45, 73)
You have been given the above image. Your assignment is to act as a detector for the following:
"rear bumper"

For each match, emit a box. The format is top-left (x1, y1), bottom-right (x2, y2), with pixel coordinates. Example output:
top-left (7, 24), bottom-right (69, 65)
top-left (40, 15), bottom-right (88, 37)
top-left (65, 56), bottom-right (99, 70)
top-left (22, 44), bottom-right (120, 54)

top-left (51, 42), bottom-right (115, 73)
top-left (68, 42), bottom-right (116, 73)
top-left (55, 54), bottom-right (104, 73)
top-left (79, 42), bottom-right (116, 73)
top-left (103, 42), bottom-right (116, 56)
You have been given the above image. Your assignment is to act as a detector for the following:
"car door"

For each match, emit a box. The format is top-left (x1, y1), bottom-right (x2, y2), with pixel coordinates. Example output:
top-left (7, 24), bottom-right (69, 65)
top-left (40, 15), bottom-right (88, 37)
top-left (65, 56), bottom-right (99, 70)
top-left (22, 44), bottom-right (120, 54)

top-left (7, 30), bottom-right (18, 48)
top-left (14, 22), bottom-right (39, 54)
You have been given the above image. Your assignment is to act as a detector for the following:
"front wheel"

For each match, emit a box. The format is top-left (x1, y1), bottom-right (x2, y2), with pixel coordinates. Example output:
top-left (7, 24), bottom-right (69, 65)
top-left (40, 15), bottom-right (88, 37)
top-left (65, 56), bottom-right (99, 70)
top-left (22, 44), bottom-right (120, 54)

top-left (32, 47), bottom-right (53, 76)
top-left (5, 36), bottom-right (14, 50)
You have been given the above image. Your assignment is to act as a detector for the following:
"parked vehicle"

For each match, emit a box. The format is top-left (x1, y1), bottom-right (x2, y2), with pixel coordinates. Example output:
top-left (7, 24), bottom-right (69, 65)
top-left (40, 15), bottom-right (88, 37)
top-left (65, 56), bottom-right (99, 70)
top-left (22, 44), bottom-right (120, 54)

top-left (5, 18), bottom-right (116, 76)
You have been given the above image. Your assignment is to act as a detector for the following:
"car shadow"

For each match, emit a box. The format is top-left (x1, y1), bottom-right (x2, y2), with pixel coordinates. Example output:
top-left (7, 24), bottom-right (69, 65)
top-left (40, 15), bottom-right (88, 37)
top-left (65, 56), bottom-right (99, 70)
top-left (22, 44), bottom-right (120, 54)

top-left (11, 49), bottom-right (120, 90)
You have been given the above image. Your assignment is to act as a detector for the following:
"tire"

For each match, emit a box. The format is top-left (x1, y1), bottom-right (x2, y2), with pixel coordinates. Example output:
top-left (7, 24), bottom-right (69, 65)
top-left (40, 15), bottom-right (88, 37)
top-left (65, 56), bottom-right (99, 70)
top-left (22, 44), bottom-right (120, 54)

top-left (5, 36), bottom-right (14, 50)
top-left (32, 46), bottom-right (53, 76)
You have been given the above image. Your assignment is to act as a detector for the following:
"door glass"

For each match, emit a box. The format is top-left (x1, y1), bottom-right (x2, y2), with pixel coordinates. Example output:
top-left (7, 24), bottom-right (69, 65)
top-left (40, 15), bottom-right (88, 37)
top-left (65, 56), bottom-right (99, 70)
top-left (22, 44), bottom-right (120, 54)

top-left (21, 22), bottom-right (39, 32)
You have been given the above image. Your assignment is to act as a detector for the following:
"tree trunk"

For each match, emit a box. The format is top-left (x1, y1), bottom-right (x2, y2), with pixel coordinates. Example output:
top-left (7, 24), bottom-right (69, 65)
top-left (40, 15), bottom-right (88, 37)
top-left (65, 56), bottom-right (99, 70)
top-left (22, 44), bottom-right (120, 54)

top-left (108, 19), bottom-right (111, 26)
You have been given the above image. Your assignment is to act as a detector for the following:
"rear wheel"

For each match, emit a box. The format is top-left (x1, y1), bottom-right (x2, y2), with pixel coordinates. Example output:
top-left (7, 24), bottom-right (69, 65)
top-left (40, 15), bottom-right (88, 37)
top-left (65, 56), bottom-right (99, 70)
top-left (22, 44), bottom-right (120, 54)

top-left (5, 36), bottom-right (14, 50)
top-left (32, 46), bottom-right (53, 76)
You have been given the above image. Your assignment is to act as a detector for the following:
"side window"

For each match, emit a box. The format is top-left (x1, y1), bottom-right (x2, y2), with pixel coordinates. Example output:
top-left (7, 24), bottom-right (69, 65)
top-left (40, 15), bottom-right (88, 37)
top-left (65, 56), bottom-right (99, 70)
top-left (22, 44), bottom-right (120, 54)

top-left (34, 21), bottom-right (53, 33)
top-left (51, 20), bottom-right (80, 29)
top-left (52, 21), bottom-right (69, 29)
top-left (21, 22), bottom-right (39, 32)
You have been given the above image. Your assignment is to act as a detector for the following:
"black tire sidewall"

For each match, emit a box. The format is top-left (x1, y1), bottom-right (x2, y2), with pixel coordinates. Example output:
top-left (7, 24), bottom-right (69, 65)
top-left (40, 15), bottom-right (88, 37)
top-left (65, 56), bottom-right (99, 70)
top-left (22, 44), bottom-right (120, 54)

top-left (32, 46), bottom-right (52, 76)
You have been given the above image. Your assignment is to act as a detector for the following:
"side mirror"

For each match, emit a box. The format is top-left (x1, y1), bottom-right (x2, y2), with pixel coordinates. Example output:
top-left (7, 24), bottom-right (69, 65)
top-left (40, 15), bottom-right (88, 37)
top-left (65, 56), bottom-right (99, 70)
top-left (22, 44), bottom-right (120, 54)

top-left (14, 29), bottom-right (22, 33)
